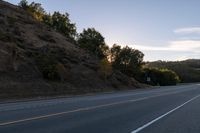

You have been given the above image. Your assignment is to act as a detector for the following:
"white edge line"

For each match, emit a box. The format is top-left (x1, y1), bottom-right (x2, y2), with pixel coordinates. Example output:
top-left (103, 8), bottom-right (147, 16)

top-left (131, 94), bottom-right (200, 133)
top-left (0, 89), bottom-right (198, 126)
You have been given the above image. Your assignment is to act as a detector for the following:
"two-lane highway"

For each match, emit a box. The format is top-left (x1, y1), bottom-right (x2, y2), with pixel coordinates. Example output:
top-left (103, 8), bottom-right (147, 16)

top-left (0, 84), bottom-right (200, 133)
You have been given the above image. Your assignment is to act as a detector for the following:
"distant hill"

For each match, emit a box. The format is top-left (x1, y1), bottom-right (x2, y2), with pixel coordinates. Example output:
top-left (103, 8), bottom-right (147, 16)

top-left (0, 0), bottom-right (145, 100)
top-left (147, 59), bottom-right (200, 83)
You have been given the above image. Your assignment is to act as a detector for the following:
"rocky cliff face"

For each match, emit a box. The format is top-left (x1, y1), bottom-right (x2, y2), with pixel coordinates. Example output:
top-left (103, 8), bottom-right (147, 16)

top-left (0, 0), bottom-right (145, 100)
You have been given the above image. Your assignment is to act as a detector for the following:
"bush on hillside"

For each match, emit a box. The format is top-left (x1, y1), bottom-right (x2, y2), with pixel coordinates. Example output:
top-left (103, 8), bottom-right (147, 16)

top-left (35, 53), bottom-right (59, 80)
top-left (142, 68), bottom-right (180, 86)
top-left (18, 0), bottom-right (77, 42)
top-left (33, 45), bottom-right (69, 81)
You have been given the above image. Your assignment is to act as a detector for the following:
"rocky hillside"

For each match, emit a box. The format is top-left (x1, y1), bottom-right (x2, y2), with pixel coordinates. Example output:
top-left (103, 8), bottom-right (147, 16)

top-left (0, 0), bottom-right (145, 100)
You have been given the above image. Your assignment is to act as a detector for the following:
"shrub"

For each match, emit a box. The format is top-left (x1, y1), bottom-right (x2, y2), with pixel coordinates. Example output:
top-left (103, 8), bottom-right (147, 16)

top-left (142, 67), bottom-right (180, 86)
top-left (56, 63), bottom-right (68, 82)
top-left (18, 0), bottom-right (77, 41)
top-left (35, 53), bottom-right (59, 80)
top-left (159, 69), bottom-right (180, 86)
top-left (33, 45), bottom-right (69, 81)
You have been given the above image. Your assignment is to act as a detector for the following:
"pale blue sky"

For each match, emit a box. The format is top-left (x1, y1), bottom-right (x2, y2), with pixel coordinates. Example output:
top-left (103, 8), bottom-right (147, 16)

top-left (5, 0), bottom-right (200, 61)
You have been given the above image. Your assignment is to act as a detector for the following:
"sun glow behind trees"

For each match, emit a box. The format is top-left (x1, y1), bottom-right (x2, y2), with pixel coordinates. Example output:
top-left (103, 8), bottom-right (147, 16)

top-left (18, 0), bottom-right (181, 85)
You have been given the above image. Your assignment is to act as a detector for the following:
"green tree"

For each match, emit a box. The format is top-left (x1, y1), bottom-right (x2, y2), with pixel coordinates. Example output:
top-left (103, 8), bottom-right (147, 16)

top-left (142, 67), bottom-right (180, 86)
top-left (19, 0), bottom-right (77, 42)
top-left (19, 0), bottom-right (45, 21)
top-left (112, 46), bottom-right (144, 77)
top-left (159, 69), bottom-right (180, 86)
top-left (28, 2), bottom-right (45, 21)
top-left (51, 12), bottom-right (77, 41)
top-left (18, 0), bottom-right (28, 10)
top-left (78, 28), bottom-right (107, 59)
top-left (110, 44), bottom-right (121, 63)
top-left (42, 13), bottom-right (52, 26)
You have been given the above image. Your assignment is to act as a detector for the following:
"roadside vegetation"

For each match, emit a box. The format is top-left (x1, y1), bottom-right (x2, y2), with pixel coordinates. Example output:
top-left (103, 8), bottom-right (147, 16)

top-left (147, 60), bottom-right (200, 83)
top-left (18, 0), bottom-right (181, 86)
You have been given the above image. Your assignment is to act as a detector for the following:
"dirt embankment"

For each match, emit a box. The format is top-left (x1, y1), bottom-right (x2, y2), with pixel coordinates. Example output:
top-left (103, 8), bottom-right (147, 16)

top-left (0, 0), bottom-right (147, 100)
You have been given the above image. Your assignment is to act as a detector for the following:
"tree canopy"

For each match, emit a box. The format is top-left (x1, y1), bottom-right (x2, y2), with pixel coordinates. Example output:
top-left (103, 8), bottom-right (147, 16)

top-left (46, 12), bottom-right (77, 41)
top-left (111, 44), bottom-right (144, 77)
top-left (78, 28), bottom-right (108, 59)
top-left (142, 68), bottom-right (180, 86)
top-left (18, 0), bottom-right (77, 42)
top-left (17, 0), bottom-right (183, 86)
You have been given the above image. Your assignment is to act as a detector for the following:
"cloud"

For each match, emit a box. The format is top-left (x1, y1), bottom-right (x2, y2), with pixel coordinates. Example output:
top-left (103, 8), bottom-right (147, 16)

top-left (174, 27), bottom-right (200, 34)
top-left (133, 40), bottom-right (200, 52)
top-left (176, 56), bottom-right (190, 61)
top-left (130, 28), bottom-right (200, 61)
top-left (132, 45), bottom-right (168, 51)
top-left (169, 40), bottom-right (200, 51)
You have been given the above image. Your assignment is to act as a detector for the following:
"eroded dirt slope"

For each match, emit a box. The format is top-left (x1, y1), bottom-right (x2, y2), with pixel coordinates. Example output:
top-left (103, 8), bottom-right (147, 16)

top-left (0, 0), bottom-right (145, 100)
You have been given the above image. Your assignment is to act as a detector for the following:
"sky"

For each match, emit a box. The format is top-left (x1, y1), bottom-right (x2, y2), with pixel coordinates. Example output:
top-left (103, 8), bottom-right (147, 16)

top-left (5, 0), bottom-right (200, 61)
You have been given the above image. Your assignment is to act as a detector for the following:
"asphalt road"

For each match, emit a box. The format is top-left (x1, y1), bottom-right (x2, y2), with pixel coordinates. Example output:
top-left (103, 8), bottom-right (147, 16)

top-left (0, 84), bottom-right (200, 133)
